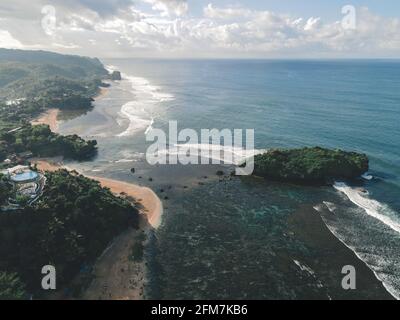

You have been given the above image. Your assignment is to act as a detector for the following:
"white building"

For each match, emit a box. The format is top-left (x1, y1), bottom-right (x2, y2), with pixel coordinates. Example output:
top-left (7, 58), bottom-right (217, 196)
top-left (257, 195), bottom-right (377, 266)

top-left (1, 166), bottom-right (45, 208)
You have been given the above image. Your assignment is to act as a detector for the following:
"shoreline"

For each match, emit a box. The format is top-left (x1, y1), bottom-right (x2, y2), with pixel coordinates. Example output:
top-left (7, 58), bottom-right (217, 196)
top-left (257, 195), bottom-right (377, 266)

top-left (27, 74), bottom-right (392, 300)
top-left (320, 213), bottom-right (399, 300)
top-left (95, 87), bottom-right (109, 100)
top-left (29, 87), bottom-right (109, 132)
top-left (31, 157), bottom-right (163, 300)
top-left (31, 158), bottom-right (163, 229)
top-left (82, 226), bottom-right (149, 300)
top-left (29, 82), bottom-right (160, 300)
top-left (88, 175), bottom-right (163, 229)
top-left (31, 108), bottom-right (59, 132)
top-left (288, 205), bottom-right (394, 300)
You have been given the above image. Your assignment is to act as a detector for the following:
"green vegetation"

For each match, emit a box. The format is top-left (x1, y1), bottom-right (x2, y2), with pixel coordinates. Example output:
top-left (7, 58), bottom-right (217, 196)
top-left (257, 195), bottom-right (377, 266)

top-left (0, 170), bottom-right (139, 296)
top-left (0, 174), bottom-right (12, 205)
top-left (0, 48), bottom-right (109, 129)
top-left (0, 272), bottom-right (27, 300)
top-left (14, 194), bottom-right (31, 207)
top-left (0, 49), bottom-right (133, 298)
top-left (0, 124), bottom-right (97, 162)
top-left (253, 147), bottom-right (369, 184)
top-left (0, 49), bottom-right (107, 98)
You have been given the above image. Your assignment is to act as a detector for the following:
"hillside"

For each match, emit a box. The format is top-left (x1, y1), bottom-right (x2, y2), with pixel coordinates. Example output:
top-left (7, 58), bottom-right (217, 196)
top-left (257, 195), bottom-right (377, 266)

top-left (0, 170), bottom-right (139, 297)
top-left (0, 49), bottom-right (112, 131)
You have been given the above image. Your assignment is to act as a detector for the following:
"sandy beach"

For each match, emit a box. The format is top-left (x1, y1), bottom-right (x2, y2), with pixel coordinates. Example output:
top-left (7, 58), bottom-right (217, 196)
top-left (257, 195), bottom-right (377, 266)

top-left (30, 87), bottom-right (108, 133)
top-left (82, 227), bottom-right (148, 300)
top-left (32, 158), bottom-right (162, 229)
top-left (31, 108), bottom-right (59, 132)
top-left (88, 176), bottom-right (163, 229)
top-left (26, 80), bottom-right (160, 299)
top-left (95, 87), bottom-right (109, 99)
top-left (31, 157), bottom-right (163, 300)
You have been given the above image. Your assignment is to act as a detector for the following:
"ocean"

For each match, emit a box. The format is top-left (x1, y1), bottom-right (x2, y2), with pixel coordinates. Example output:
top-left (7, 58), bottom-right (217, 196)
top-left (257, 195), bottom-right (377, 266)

top-left (58, 59), bottom-right (400, 299)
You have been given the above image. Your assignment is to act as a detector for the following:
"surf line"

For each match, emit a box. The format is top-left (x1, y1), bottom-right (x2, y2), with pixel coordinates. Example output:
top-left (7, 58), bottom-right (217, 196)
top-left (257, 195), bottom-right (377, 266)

top-left (334, 182), bottom-right (400, 234)
top-left (116, 74), bottom-right (174, 137)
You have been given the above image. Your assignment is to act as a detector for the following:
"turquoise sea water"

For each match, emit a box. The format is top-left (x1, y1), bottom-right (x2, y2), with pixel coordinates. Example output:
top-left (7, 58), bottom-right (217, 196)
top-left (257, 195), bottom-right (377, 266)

top-left (59, 59), bottom-right (400, 299)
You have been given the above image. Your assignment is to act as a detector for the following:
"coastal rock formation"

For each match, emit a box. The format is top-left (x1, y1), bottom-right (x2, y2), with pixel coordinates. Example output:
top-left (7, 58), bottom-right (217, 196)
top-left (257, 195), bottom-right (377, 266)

top-left (110, 71), bottom-right (122, 81)
top-left (253, 147), bottom-right (369, 184)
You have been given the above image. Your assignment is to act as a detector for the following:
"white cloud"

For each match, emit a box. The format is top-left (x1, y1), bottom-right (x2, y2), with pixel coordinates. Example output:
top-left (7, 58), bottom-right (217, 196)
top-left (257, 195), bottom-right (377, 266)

top-left (0, 2), bottom-right (399, 58)
top-left (304, 17), bottom-right (321, 31)
top-left (142, 0), bottom-right (188, 17)
top-left (52, 42), bottom-right (80, 49)
top-left (203, 4), bottom-right (251, 20)
top-left (0, 30), bottom-right (23, 48)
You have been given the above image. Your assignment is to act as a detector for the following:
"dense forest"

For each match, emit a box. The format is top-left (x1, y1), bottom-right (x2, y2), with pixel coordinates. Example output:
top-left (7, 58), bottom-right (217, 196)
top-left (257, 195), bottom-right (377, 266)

top-left (0, 173), bottom-right (12, 205)
top-left (0, 48), bottom-right (111, 130)
top-left (0, 170), bottom-right (139, 298)
top-left (0, 49), bottom-right (134, 299)
top-left (0, 49), bottom-right (108, 98)
top-left (253, 147), bottom-right (369, 184)
top-left (0, 272), bottom-right (26, 300)
top-left (0, 124), bottom-right (98, 162)
top-left (0, 49), bottom-right (111, 160)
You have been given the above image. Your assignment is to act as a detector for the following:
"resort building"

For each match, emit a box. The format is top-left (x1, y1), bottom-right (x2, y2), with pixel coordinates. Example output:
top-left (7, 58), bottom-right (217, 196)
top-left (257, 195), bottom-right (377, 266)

top-left (1, 165), bottom-right (46, 209)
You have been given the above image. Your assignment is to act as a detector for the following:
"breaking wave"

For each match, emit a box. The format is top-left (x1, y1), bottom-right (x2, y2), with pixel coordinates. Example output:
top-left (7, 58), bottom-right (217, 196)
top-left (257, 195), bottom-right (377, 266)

top-left (116, 75), bottom-right (174, 137)
top-left (333, 182), bottom-right (400, 234)
top-left (155, 143), bottom-right (266, 165)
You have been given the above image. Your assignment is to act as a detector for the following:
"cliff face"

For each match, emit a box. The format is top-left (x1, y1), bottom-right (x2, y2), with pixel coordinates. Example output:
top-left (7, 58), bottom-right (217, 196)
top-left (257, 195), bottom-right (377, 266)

top-left (253, 147), bottom-right (369, 184)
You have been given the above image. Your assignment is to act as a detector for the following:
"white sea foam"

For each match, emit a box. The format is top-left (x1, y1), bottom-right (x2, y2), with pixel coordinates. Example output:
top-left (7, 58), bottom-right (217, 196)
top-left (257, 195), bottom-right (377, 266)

top-left (116, 75), bottom-right (174, 137)
top-left (112, 151), bottom-right (145, 163)
top-left (333, 182), bottom-right (400, 234)
top-left (105, 64), bottom-right (118, 73)
top-left (362, 173), bottom-right (374, 180)
top-left (293, 260), bottom-right (329, 297)
top-left (156, 143), bottom-right (266, 165)
top-left (323, 201), bottom-right (337, 213)
top-left (114, 159), bottom-right (135, 163)
top-left (145, 118), bottom-right (154, 135)
top-left (319, 216), bottom-right (400, 300)
top-left (117, 101), bottom-right (154, 137)
top-left (293, 260), bottom-right (315, 276)
top-left (313, 204), bottom-right (324, 212)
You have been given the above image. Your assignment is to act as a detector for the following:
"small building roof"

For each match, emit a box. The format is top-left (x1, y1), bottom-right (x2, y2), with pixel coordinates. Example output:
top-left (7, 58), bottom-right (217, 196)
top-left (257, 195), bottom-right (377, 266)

top-left (4, 165), bottom-right (29, 175)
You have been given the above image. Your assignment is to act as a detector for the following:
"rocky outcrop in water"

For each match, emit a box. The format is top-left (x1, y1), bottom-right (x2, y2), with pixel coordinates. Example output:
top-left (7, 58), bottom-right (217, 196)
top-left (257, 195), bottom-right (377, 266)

top-left (110, 71), bottom-right (122, 81)
top-left (253, 147), bottom-right (369, 185)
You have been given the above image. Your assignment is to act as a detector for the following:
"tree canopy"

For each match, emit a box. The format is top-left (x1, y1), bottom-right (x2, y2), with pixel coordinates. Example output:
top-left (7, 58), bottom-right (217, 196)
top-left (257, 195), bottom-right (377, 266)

top-left (0, 124), bottom-right (97, 161)
top-left (253, 147), bottom-right (369, 184)
top-left (0, 170), bottom-right (139, 296)
top-left (0, 272), bottom-right (27, 300)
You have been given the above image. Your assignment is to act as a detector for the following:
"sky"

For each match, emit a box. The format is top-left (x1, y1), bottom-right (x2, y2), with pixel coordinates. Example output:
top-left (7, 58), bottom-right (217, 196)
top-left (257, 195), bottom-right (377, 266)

top-left (0, 0), bottom-right (399, 58)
